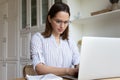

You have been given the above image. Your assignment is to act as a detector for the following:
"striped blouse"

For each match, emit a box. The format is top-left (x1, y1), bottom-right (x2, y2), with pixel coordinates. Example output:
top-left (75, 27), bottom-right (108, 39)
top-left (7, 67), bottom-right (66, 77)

top-left (30, 32), bottom-right (80, 70)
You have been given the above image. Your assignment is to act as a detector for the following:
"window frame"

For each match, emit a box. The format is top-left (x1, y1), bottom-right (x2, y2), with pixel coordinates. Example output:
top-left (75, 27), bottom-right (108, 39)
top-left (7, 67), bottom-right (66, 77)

top-left (20, 0), bottom-right (66, 32)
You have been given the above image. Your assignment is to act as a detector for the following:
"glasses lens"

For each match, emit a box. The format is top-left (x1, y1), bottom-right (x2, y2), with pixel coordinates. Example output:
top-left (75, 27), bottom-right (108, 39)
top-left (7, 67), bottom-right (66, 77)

top-left (53, 19), bottom-right (70, 26)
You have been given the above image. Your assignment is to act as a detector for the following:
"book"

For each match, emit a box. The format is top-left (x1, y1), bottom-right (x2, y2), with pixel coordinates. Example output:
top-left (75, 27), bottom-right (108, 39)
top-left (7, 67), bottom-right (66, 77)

top-left (26, 73), bottom-right (63, 80)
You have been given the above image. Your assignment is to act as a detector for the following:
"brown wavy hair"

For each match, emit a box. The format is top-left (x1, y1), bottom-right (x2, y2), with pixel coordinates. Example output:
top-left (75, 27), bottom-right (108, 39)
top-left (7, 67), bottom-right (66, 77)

top-left (41, 2), bottom-right (70, 40)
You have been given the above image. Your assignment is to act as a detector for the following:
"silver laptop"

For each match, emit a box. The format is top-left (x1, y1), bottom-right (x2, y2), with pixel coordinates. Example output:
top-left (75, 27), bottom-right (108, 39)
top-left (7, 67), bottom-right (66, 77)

top-left (78, 37), bottom-right (120, 80)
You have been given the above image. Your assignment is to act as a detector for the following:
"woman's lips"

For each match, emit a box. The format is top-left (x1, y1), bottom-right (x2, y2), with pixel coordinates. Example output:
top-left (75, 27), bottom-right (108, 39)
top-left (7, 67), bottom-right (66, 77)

top-left (58, 29), bottom-right (63, 32)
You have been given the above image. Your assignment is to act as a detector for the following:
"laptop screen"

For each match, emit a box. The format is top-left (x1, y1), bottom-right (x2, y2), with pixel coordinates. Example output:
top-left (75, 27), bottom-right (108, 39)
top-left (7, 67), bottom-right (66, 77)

top-left (78, 37), bottom-right (120, 80)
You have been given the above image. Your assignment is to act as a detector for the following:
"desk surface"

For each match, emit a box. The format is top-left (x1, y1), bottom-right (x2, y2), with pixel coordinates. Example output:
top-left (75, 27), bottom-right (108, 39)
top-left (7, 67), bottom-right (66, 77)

top-left (15, 78), bottom-right (71, 80)
top-left (95, 77), bottom-right (120, 80)
top-left (16, 77), bottom-right (120, 80)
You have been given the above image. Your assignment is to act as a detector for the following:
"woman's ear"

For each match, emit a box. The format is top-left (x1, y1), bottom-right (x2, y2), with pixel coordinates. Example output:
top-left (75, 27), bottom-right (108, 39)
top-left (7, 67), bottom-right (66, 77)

top-left (48, 15), bottom-right (51, 23)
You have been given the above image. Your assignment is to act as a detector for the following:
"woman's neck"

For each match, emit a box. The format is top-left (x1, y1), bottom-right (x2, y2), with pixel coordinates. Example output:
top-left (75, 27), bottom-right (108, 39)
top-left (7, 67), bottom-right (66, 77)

top-left (52, 33), bottom-right (60, 44)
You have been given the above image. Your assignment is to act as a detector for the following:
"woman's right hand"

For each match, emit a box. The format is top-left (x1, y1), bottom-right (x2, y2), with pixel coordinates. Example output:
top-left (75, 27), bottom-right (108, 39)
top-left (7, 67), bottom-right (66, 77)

top-left (66, 68), bottom-right (79, 77)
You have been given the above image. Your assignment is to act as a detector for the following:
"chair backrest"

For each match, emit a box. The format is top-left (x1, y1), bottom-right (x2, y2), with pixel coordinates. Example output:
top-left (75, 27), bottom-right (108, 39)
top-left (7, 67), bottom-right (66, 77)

top-left (23, 64), bottom-right (37, 77)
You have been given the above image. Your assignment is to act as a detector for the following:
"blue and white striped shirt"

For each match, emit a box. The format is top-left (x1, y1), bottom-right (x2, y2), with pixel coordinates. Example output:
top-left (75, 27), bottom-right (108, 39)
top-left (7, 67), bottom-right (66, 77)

top-left (30, 32), bottom-right (80, 70)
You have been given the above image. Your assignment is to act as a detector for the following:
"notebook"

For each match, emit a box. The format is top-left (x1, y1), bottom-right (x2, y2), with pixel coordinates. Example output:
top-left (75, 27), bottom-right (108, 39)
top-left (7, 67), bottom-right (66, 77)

top-left (78, 37), bottom-right (120, 80)
top-left (26, 74), bottom-right (63, 80)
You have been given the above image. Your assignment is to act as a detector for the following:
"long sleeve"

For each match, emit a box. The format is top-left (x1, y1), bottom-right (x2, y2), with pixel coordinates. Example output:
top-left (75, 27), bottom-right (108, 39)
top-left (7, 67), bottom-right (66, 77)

top-left (30, 33), bottom-right (45, 70)
top-left (30, 32), bottom-right (80, 69)
top-left (68, 38), bottom-right (80, 65)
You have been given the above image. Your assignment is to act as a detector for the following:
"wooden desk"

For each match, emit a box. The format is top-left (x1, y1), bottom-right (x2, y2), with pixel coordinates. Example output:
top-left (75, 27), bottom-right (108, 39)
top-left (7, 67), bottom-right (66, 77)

top-left (16, 77), bottom-right (120, 80)
top-left (15, 78), bottom-right (25, 80)
top-left (15, 78), bottom-right (71, 80)
top-left (95, 77), bottom-right (120, 80)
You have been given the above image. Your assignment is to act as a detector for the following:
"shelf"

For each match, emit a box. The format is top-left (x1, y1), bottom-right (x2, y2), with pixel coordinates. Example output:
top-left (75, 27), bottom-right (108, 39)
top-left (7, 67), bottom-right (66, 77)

top-left (71, 9), bottom-right (120, 24)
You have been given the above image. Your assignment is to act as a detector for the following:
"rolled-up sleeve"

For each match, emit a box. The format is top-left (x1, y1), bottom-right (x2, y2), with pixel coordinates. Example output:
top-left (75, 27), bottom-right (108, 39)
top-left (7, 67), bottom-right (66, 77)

top-left (30, 33), bottom-right (45, 70)
top-left (68, 38), bottom-right (80, 65)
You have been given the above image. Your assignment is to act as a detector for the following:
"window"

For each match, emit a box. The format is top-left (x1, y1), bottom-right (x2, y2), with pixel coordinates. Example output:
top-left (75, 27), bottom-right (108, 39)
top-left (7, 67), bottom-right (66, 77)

top-left (21, 0), bottom-right (37, 29)
top-left (22, 0), bottom-right (27, 29)
top-left (31, 0), bottom-right (37, 26)
top-left (21, 0), bottom-right (63, 29)
top-left (42, 0), bottom-right (62, 24)
top-left (55, 0), bottom-right (62, 3)
top-left (42, 0), bottom-right (48, 24)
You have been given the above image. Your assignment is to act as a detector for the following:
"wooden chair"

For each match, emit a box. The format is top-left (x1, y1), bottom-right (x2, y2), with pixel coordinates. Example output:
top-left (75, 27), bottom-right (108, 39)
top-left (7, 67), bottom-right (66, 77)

top-left (23, 64), bottom-right (37, 77)
top-left (22, 65), bottom-right (70, 80)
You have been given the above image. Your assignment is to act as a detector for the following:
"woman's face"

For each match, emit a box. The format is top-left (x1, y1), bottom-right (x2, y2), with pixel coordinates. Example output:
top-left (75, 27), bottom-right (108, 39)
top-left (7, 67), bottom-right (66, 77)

top-left (49, 11), bottom-right (70, 36)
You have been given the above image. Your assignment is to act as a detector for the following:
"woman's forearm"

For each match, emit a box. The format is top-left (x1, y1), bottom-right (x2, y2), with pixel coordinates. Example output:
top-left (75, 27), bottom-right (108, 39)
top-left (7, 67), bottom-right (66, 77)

top-left (35, 63), bottom-right (67, 76)
top-left (35, 63), bottom-right (78, 76)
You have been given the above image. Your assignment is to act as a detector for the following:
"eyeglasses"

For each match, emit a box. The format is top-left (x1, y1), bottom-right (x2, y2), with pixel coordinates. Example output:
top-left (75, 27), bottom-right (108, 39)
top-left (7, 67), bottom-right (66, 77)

top-left (52, 19), bottom-right (71, 26)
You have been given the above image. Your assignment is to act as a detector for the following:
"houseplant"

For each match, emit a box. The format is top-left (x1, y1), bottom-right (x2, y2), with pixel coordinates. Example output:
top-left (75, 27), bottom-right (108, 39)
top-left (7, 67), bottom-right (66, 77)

top-left (109, 0), bottom-right (119, 10)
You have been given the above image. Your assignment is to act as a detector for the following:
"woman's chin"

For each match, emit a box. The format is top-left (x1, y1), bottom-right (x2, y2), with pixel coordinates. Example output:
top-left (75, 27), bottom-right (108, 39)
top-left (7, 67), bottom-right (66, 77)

top-left (59, 32), bottom-right (64, 34)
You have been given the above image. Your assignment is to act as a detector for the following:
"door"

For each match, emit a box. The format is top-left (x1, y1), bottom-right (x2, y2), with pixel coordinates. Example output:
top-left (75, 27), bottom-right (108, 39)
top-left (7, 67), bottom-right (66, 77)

top-left (0, 2), bottom-right (6, 61)
top-left (0, 1), bottom-right (19, 80)
top-left (0, 2), bottom-right (8, 80)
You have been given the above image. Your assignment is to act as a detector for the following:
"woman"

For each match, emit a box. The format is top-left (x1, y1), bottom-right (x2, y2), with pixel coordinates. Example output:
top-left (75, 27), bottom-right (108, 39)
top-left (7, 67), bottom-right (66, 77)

top-left (30, 2), bottom-right (80, 76)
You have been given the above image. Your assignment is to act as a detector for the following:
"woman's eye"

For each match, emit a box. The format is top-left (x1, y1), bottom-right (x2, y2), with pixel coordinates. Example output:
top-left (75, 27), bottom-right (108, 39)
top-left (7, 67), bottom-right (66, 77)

top-left (64, 21), bottom-right (68, 24)
top-left (56, 20), bottom-right (62, 23)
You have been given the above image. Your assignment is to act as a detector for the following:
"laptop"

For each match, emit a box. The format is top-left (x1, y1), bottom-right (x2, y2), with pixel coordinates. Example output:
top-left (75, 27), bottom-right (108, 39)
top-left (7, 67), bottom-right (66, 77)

top-left (78, 37), bottom-right (120, 80)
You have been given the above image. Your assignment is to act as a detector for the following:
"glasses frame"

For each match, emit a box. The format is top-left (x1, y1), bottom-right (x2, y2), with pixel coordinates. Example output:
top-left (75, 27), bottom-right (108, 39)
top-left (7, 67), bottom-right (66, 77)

top-left (52, 19), bottom-right (71, 26)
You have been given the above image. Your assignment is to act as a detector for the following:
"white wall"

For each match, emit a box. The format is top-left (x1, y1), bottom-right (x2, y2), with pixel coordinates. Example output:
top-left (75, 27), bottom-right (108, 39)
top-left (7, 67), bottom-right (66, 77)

top-left (67, 0), bottom-right (82, 43)
top-left (79, 0), bottom-right (111, 17)
top-left (83, 18), bottom-right (120, 37)
top-left (67, 0), bottom-right (120, 44)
